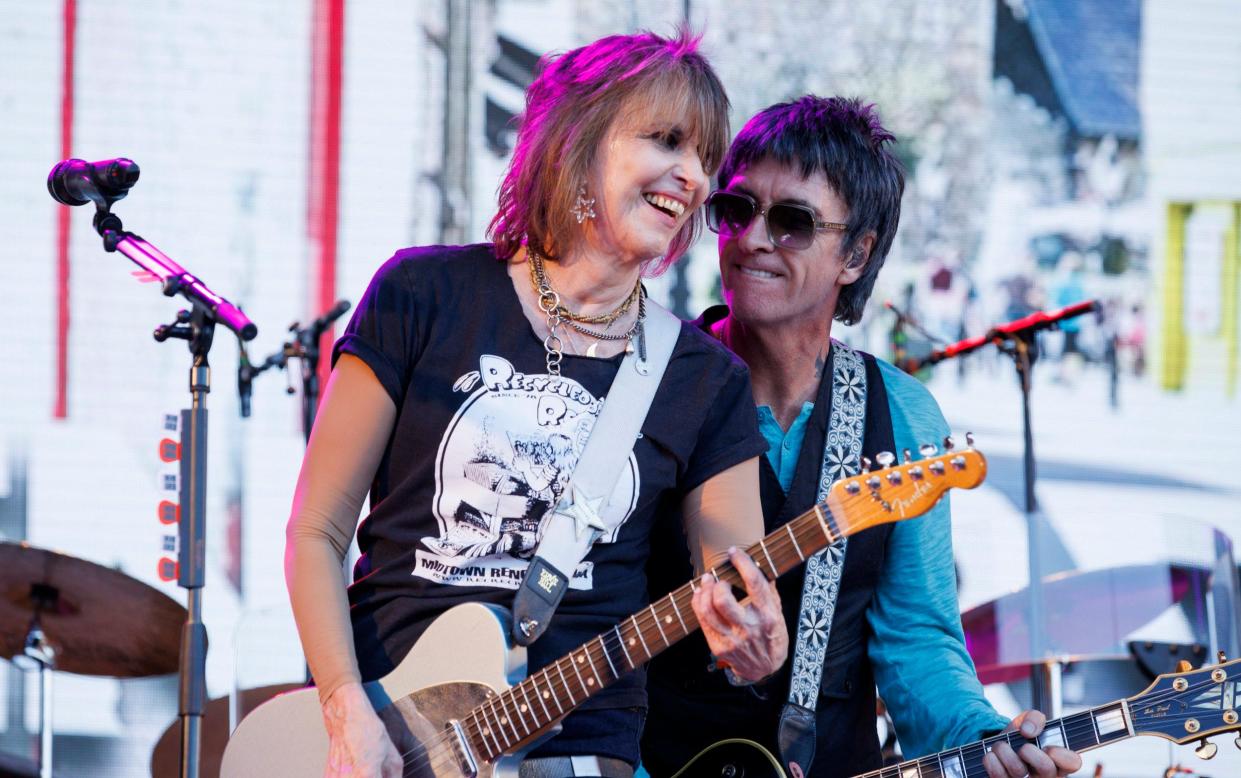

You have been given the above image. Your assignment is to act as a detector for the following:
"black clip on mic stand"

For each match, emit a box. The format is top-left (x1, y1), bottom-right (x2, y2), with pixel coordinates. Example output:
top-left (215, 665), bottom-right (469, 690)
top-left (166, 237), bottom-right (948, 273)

top-left (239, 299), bottom-right (351, 443)
top-left (48, 158), bottom-right (258, 778)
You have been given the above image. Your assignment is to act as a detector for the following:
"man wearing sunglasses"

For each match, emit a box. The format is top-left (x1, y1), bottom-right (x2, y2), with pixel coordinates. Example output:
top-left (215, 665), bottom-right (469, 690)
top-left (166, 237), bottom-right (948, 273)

top-left (641, 96), bottom-right (1081, 778)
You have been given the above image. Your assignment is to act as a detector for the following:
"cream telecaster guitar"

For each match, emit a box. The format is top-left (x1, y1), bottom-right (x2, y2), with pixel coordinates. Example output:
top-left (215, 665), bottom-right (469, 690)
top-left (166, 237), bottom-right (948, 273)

top-left (672, 657), bottom-right (1241, 777)
top-left (221, 445), bottom-right (987, 777)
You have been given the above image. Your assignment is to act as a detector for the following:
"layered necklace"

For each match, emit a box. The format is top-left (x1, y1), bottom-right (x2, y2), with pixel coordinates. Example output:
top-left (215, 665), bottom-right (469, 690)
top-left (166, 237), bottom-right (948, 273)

top-left (527, 247), bottom-right (646, 376)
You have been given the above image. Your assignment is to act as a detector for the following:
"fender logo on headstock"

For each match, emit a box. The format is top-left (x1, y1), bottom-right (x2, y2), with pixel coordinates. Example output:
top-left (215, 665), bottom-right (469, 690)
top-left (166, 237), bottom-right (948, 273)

top-left (889, 479), bottom-right (934, 518)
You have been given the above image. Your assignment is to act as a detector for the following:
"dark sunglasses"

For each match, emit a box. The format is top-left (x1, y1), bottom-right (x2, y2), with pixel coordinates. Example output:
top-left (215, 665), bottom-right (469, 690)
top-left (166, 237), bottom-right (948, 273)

top-left (705, 190), bottom-right (847, 250)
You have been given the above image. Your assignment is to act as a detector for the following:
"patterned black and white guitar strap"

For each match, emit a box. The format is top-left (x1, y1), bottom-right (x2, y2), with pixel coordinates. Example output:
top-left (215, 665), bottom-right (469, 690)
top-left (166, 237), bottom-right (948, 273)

top-left (777, 340), bottom-right (867, 774)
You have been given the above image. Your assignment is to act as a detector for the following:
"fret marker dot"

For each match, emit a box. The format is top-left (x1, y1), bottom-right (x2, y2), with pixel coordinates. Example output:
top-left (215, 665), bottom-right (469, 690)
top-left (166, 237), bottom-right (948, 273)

top-left (500, 717), bottom-right (508, 725)
top-left (665, 615), bottom-right (672, 624)
top-left (628, 638), bottom-right (636, 646)
top-left (587, 678), bottom-right (595, 686)
top-left (542, 691), bottom-right (550, 699)
top-left (520, 704), bottom-right (528, 713)
top-left (578, 655), bottom-right (585, 663)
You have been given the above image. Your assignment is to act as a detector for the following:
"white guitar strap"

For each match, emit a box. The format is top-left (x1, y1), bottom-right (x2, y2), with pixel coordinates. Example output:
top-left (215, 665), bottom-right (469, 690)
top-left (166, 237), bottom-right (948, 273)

top-left (511, 298), bottom-right (680, 646)
top-left (777, 340), bottom-right (866, 773)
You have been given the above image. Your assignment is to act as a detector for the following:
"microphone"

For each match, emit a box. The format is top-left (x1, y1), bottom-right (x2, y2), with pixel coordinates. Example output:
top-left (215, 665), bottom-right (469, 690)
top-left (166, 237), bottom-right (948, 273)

top-left (310, 299), bottom-right (352, 335)
top-left (48, 158), bottom-right (140, 206)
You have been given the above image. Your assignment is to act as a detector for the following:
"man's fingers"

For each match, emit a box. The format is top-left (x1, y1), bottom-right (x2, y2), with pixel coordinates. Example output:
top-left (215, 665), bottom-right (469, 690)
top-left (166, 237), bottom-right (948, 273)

top-left (1017, 709), bottom-right (1046, 738)
top-left (1018, 743), bottom-right (1057, 778)
top-left (980, 750), bottom-right (1007, 778)
top-left (1046, 746), bottom-right (1082, 775)
top-left (989, 742), bottom-right (1027, 778)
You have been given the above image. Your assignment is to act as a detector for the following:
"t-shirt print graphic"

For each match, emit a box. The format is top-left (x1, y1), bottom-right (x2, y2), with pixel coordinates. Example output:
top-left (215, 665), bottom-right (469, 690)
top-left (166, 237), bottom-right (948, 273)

top-left (417, 354), bottom-right (640, 590)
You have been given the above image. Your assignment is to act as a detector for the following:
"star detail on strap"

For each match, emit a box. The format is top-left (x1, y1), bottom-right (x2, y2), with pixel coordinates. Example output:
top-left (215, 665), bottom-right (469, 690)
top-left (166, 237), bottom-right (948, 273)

top-left (556, 485), bottom-right (608, 541)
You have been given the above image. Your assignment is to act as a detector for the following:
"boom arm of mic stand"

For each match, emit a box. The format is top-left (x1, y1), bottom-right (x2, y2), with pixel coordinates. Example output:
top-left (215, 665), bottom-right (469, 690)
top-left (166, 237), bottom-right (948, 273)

top-left (93, 213), bottom-right (258, 342)
top-left (907, 300), bottom-right (1100, 371)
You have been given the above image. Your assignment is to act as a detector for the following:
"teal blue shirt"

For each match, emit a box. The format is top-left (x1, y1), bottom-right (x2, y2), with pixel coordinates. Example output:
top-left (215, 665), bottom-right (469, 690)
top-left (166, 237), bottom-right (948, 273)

top-left (757, 360), bottom-right (1006, 757)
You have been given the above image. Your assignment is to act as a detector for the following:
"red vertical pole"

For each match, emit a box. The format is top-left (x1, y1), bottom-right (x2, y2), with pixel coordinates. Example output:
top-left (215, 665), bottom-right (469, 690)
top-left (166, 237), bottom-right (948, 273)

top-left (308, 0), bottom-right (346, 395)
top-left (54, 0), bottom-right (77, 420)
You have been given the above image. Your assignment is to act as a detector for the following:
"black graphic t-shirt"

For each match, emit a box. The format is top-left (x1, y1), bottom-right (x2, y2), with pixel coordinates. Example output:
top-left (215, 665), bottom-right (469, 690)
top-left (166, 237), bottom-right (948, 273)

top-left (330, 244), bottom-right (767, 764)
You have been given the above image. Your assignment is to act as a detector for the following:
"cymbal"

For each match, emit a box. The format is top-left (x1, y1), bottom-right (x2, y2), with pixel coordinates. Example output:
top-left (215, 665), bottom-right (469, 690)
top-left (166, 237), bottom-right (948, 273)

top-left (0, 542), bottom-right (186, 677)
top-left (149, 684), bottom-right (302, 778)
top-left (961, 563), bottom-right (1203, 685)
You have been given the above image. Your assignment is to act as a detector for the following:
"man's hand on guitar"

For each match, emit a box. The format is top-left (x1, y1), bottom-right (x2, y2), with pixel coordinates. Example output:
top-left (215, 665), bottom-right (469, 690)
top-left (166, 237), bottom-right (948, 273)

top-left (321, 682), bottom-right (403, 778)
top-left (692, 546), bottom-right (788, 683)
top-left (982, 709), bottom-right (1082, 778)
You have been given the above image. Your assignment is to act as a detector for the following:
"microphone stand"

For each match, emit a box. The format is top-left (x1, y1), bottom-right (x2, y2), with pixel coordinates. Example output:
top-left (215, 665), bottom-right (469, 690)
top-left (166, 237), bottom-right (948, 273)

top-left (906, 300), bottom-right (1099, 716)
top-left (885, 301), bottom-right (944, 374)
top-left (238, 300), bottom-right (350, 443)
top-left (80, 208), bottom-right (258, 778)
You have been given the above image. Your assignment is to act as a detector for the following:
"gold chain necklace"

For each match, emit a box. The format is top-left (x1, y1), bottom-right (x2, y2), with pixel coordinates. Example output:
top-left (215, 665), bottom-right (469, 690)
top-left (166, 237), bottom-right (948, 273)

top-left (527, 248), bottom-right (641, 325)
top-left (528, 248), bottom-right (646, 374)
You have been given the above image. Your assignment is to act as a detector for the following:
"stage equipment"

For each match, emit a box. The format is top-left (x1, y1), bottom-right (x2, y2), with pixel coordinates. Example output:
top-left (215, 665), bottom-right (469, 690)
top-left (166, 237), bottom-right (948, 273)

top-left (901, 299), bottom-right (1099, 715)
top-left (150, 683), bottom-right (301, 778)
top-left (237, 299), bottom-right (350, 440)
top-left (961, 563), bottom-right (1201, 686)
top-left (47, 157), bottom-right (258, 778)
top-left (884, 300), bottom-right (942, 375)
top-left (0, 542), bottom-right (186, 778)
top-left (47, 157), bottom-right (139, 209)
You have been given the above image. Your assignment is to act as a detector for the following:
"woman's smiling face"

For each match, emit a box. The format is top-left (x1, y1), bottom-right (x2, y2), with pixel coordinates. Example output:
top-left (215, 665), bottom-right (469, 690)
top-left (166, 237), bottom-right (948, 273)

top-left (582, 110), bottom-right (710, 267)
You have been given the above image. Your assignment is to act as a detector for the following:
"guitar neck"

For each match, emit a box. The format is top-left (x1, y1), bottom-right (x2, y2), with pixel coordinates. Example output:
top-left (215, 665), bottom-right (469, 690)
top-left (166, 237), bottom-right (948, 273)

top-left (454, 448), bottom-right (981, 764)
top-left (459, 501), bottom-right (845, 762)
top-left (857, 701), bottom-right (1133, 778)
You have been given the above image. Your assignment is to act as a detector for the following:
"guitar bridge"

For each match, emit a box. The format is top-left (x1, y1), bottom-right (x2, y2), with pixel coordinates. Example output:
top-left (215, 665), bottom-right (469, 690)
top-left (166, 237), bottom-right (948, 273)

top-left (447, 719), bottom-right (480, 777)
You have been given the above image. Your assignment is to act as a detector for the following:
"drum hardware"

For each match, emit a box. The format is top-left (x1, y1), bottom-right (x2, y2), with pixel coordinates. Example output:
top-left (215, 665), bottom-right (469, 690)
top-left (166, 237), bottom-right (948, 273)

top-left (10, 584), bottom-right (56, 778)
top-left (0, 542), bottom-right (187, 778)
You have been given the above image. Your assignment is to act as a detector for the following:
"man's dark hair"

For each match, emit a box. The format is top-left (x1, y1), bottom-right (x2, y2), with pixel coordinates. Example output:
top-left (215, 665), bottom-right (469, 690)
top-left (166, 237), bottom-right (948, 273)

top-left (718, 96), bottom-right (905, 325)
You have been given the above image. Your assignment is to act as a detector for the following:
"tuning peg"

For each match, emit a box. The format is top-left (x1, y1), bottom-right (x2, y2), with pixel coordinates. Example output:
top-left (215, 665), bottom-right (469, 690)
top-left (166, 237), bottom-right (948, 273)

top-left (943, 436), bottom-right (955, 451)
top-left (918, 443), bottom-right (937, 458)
top-left (1219, 651), bottom-right (1228, 663)
top-left (861, 456), bottom-right (873, 471)
top-left (875, 451), bottom-right (895, 468)
top-left (1195, 739), bottom-right (1217, 759)
top-left (965, 431), bottom-right (975, 448)
top-left (1176, 660), bottom-right (1193, 673)
top-left (902, 448), bottom-right (912, 463)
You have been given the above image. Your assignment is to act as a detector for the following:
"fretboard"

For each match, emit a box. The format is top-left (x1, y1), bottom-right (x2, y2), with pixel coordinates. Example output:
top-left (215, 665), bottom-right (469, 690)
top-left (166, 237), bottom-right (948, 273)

top-left (856, 703), bottom-right (1132, 778)
top-left (460, 499), bottom-right (847, 761)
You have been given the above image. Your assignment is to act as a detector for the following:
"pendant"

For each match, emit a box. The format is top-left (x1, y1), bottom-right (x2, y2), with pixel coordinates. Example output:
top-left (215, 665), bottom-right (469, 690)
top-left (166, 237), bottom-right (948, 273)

top-left (624, 340), bottom-right (635, 355)
top-left (586, 341), bottom-right (599, 358)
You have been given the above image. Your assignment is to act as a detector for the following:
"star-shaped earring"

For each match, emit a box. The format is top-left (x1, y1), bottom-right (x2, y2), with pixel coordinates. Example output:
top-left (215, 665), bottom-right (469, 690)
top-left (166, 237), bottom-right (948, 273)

top-left (570, 184), bottom-right (596, 224)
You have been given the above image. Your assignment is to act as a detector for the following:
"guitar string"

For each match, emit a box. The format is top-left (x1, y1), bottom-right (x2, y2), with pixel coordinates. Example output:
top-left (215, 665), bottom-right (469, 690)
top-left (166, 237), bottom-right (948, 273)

top-left (387, 465), bottom-right (973, 772)
top-left (388, 535), bottom-right (806, 771)
top-left (854, 674), bottom-right (1235, 778)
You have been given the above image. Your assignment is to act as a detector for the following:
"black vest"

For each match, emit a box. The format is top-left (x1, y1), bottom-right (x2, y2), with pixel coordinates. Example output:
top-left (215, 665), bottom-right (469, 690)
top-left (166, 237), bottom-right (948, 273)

top-left (642, 341), bottom-right (897, 778)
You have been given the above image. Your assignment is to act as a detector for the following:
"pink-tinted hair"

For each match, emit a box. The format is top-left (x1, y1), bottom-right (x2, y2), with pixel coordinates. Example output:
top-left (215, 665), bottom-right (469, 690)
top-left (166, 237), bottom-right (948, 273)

top-left (488, 28), bottom-right (730, 274)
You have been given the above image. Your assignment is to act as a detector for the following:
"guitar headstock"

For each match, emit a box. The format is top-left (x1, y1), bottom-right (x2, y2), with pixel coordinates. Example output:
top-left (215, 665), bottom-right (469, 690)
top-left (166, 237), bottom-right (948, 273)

top-left (824, 438), bottom-right (986, 534)
top-left (1129, 655), bottom-right (1241, 750)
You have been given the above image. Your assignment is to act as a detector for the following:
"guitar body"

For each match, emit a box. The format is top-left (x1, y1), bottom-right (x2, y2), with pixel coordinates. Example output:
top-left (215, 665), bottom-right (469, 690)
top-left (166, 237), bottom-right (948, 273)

top-left (221, 602), bottom-right (539, 777)
top-left (670, 739), bottom-right (786, 778)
